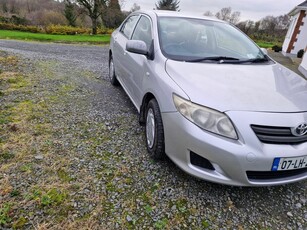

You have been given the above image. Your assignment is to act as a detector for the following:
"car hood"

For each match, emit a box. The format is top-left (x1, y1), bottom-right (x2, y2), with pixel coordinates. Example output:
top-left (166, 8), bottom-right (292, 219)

top-left (166, 60), bottom-right (307, 112)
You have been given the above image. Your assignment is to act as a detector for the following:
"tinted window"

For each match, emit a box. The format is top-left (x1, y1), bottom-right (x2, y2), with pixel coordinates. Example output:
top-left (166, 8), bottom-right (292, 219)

top-left (121, 15), bottom-right (139, 38)
top-left (132, 16), bottom-right (152, 48)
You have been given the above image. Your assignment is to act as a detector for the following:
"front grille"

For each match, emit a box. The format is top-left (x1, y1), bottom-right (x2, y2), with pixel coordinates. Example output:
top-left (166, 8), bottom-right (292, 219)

top-left (247, 168), bottom-right (307, 180)
top-left (251, 125), bottom-right (307, 144)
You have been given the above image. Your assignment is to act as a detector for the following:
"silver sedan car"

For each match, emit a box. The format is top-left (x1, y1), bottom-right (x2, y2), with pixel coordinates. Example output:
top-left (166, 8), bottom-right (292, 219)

top-left (109, 10), bottom-right (307, 186)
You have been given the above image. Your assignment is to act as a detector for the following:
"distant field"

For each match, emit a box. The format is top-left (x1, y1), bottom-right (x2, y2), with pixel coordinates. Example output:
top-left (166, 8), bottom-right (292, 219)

top-left (0, 30), bottom-right (111, 44)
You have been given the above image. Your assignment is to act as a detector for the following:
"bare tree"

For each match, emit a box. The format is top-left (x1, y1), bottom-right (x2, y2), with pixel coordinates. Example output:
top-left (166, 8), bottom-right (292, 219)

top-left (203, 10), bottom-right (213, 17)
top-left (1, 0), bottom-right (8, 13)
top-left (260, 16), bottom-right (278, 34)
top-left (276, 14), bottom-right (290, 30)
top-left (254, 21), bottom-right (260, 33)
top-left (130, 3), bottom-right (140, 12)
top-left (215, 7), bottom-right (240, 24)
top-left (10, 0), bottom-right (18, 14)
top-left (259, 15), bottom-right (290, 38)
top-left (229, 11), bottom-right (240, 24)
top-left (237, 20), bottom-right (254, 34)
top-left (215, 7), bottom-right (231, 21)
top-left (75, 0), bottom-right (106, 34)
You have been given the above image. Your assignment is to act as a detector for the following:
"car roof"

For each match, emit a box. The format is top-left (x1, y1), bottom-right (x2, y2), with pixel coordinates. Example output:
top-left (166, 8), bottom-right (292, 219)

top-left (134, 10), bottom-right (225, 23)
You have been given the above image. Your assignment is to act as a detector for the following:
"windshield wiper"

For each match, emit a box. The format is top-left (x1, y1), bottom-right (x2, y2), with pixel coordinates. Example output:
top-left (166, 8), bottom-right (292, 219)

top-left (186, 56), bottom-right (240, 63)
top-left (237, 57), bottom-right (269, 63)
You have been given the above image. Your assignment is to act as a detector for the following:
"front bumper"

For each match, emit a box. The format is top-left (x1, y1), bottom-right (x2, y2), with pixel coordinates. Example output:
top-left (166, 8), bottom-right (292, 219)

top-left (162, 111), bottom-right (307, 186)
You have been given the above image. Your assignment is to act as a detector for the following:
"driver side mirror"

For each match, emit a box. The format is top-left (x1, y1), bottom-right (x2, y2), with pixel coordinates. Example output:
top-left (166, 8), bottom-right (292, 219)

top-left (126, 40), bottom-right (154, 60)
top-left (126, 40), bottom-right (148, 55)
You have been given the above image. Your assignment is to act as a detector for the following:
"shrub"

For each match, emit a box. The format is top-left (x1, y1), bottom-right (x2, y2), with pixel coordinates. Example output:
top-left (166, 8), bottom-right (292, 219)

top-left (0, 22), bottom-right (113, 35)
top-left (297, 49), bottom-right (305, 58)
top-left (0, 16), bottom-right (9, 23)
top-left (97, 27), bottom-right (114, 35)
top-left (17, 25), bottom-right (41, 33)
top-left (45, 25), bottom-right (90, 35)
top-left (45, 25), bottom-right (113, 35)
top-left (0, 23), bottom-right (41, 33)
top-left (0, 15), bottom-right (28, 25)
top-left (10, 15), bottom-right (28, 25)
top-left (272, 45), bottom-right (282, 52)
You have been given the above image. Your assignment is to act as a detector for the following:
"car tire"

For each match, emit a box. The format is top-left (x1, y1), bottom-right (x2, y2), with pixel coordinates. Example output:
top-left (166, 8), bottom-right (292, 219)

top-left (145, 99), bottom-right (165, 160)
top-left (109, 56), bottom-right (119, 86)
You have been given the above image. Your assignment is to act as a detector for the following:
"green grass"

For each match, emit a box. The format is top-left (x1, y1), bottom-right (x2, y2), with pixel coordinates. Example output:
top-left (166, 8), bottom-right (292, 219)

top-left (256, 41), bottom-right (279, 49)
top-left (0, 203), bottom-right (12, 225)
top-left (0, 30), bottom-right (110, 44)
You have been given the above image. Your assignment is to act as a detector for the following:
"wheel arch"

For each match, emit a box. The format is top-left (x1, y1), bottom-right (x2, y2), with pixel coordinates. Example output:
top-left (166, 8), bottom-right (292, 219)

top-left (139, 92), bottom-right (156, 125)
top-left (109, 50), bottom-right (112, 62)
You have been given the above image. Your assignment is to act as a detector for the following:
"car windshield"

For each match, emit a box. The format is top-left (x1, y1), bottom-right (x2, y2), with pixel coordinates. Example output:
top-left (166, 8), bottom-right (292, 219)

top-left (158, 17), bottom-right (266, 63)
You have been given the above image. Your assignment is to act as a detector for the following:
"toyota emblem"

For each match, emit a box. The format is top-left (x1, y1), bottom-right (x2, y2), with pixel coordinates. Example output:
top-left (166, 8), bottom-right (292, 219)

top-left (291, 123), bottom-right (307, 137)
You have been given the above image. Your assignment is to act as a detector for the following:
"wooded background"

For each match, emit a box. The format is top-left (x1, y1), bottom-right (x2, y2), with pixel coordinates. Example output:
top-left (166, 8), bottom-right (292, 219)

top-left (0, 0), bottom-right (290, 44)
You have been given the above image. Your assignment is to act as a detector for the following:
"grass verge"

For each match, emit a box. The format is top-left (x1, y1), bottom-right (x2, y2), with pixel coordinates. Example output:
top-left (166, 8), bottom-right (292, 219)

top-left (0, 30), bottom-right (110, 44)
top-left (256, 41), bottom-right (280, 49)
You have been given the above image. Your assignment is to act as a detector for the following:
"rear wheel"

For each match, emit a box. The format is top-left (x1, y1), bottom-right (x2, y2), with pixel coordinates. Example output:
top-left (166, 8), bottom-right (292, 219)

top-left (145, 99), bottom-right (165, 160)
top-left (109, 56), bottom-right (119, 86)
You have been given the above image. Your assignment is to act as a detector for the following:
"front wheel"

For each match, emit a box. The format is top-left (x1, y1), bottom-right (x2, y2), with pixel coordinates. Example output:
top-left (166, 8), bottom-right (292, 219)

top-left (109, 56), bottom-right (119, 86)
top-left (145, 99), bottom-right (165, 160)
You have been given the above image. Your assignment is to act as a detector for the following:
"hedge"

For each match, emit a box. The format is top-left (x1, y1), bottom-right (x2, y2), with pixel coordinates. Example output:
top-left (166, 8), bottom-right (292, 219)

top-left (0, 22), bottom-right (114, 35)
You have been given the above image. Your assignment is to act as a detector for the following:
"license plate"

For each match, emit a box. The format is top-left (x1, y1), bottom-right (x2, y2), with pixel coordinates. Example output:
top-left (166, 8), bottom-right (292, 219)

top-left (272, 156), bottom-right (307, 171)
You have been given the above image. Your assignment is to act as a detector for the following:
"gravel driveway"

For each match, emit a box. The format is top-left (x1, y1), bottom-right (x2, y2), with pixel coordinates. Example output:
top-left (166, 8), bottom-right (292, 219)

top-left (0, 40), bottom-right (306, 229)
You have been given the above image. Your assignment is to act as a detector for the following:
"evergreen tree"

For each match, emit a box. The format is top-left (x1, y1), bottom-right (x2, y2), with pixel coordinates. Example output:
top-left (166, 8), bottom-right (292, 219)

top-left (101, 0), bottom-right (124, 28)
top-left (64, 0), bottom-right (77, 27)
top-left (155, 0), bottom-right (180, 11)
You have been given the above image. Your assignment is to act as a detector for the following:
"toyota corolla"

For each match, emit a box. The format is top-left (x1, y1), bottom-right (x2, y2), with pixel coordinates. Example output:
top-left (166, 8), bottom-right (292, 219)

top-left (109, 10), bottom-right (307, 186)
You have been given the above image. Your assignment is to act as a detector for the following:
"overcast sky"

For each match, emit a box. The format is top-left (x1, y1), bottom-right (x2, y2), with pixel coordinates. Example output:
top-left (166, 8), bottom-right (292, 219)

top-left (122, 0), bottom-right (304, 21)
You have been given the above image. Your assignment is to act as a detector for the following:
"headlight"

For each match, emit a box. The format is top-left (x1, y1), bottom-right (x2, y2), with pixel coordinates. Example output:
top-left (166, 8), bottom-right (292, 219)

top-left (173, 94), bottom-right (238, 139)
